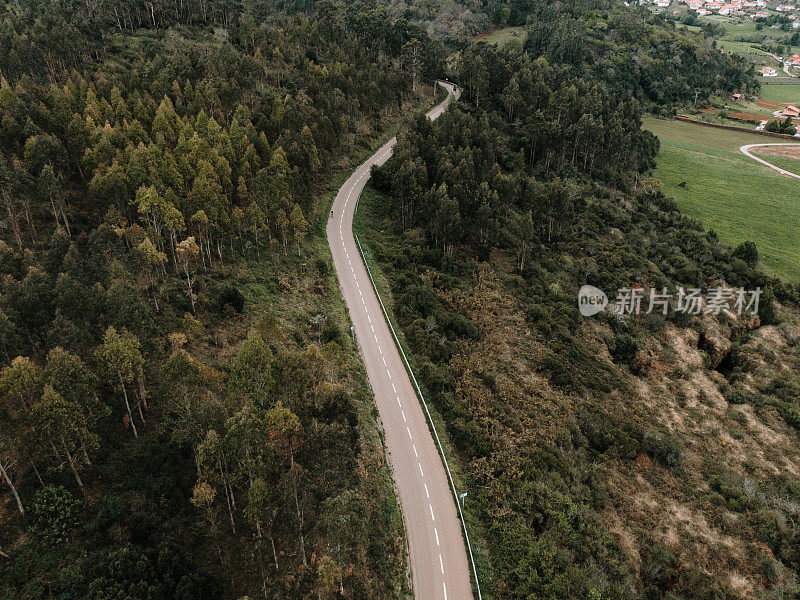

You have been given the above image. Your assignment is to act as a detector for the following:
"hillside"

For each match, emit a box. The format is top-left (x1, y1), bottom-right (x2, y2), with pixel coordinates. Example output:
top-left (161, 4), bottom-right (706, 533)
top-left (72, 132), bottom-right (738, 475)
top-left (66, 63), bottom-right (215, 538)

top-left (0, 0), bottom-right (789, 599)
top-left (359, 32), bottom-right (800, 600)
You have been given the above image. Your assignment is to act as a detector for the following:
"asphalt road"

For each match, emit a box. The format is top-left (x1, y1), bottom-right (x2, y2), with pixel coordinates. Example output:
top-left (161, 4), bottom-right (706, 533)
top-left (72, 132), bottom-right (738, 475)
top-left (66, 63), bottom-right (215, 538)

top-left (327, 82), bottom-right (473, 600)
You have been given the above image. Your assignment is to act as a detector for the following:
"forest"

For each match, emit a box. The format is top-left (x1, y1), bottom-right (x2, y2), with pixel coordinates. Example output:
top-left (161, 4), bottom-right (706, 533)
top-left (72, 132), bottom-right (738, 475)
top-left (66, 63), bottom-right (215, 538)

top-left (0, 1), bottom-right (445, 598)
top-left (1, 0), bottom-right (793, 599)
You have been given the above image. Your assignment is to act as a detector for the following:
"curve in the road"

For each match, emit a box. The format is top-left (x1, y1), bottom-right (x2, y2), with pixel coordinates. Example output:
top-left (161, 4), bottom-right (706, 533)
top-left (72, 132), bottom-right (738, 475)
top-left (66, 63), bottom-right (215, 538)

top-left (740, 143), bottom-right (800, 178)
top-left (327, 82), bottom-right (476, 600)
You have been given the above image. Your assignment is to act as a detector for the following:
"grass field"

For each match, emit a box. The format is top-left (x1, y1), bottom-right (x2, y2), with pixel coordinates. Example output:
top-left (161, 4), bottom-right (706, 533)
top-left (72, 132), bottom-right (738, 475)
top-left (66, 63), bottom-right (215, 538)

top-left (759, 82), bottom-right (800, 103)
top-left (718, 40), bottom-right (770, 55)
top-left (643, 116), bottom-right (800, 280)
top-left (478, 26), bottom-right (527, 47)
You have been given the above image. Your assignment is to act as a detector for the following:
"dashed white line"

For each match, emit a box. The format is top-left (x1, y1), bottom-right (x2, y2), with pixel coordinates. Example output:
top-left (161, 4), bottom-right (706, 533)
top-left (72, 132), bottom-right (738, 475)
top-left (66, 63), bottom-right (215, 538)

top-left (419, 462), bottom-right (425, 477)
top-left (401, 410), bottom-right (406, 422)
top-left (382, 356), bottom-right (387, 366)
top-left (387, 370), bottom-right (392, 380)
top-left (429, 504), bottom-right (435, 521)
top-left (424, 483), bottom-right (429, 498)
top-left (396, 396), bottom-right (402, 407)
top-left (407, 427), bottom-right (413, 440)
top-left (434, 527), bottom-right (440, 546)
top-left (443, 582), bottom-right (448, 600)
top-left (391, 383), bottom-right (396, 393)
top-left (413, 444), bottom-right (418, 457)
top-left (439, 554), bottom-right (444, 574)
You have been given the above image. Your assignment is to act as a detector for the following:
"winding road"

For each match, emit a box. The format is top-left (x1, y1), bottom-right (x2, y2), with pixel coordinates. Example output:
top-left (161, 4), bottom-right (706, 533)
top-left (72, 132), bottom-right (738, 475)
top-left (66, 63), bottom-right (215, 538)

top-left (740, 143), bottom-right (800, 178)
top-left (327, 82), bottom-right (475, 600)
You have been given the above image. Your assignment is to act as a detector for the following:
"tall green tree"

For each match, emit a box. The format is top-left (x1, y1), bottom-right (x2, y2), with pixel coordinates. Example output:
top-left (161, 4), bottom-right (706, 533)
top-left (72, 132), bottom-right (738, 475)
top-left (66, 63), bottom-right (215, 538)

top-left (96, 326), bottom-right (146, 437)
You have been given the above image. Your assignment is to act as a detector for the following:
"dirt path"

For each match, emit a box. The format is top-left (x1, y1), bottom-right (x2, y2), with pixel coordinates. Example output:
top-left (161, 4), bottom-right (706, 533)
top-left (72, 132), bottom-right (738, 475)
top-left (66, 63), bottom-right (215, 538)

top-left (739, 143), bottom-right (800, 178)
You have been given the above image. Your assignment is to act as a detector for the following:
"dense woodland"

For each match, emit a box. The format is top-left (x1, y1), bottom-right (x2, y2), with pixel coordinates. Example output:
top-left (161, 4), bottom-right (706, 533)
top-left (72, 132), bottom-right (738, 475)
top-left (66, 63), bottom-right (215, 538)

top-left (0, 2), bottom-right (446, 598)
top-left (1, 0), bottom-right (791, 599)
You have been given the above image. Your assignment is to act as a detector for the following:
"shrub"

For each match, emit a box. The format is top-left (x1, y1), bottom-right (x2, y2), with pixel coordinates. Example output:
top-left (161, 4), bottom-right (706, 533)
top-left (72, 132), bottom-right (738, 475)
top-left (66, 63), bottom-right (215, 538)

top-left (759, 286), bottom-right (777, 326)
top-left (642, 544), bottom-right (677, 589)
top-left (215, 282), bottom-right (245, 313)
top-left (28, 485), bottom-right (83, 545)
top-left (611, 332), bottom-right (640, 366)
top-left (641, 431), bottom-right (683, 469)
top-left (731, 241), bottom-right (759, 268)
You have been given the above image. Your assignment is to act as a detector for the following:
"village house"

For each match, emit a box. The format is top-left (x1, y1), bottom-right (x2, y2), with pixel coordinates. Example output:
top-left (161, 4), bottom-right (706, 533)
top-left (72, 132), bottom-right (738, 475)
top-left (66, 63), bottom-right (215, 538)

top-left (759, 66), bottom-right (778, 76)
top-left (781, 105), bottom-right (800, 117)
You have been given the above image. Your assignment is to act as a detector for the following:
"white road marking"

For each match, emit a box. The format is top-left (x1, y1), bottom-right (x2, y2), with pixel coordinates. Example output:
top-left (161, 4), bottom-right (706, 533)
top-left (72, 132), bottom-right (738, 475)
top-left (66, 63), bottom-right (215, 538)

top-left (401, 410), bottom-right (406, 422)
top-left (443, 582), bottom-right (448, 600)
top-left (424, 483), bottom-right (429, 498)
top-left (382, 356), bottom-right (387, 366)
top-left (396, 396), bottom-right (402, 407)
top-left (378, 345), bottom-right (382, 355)
top-left (429, 504), bottom-right (435, 521)
top-left (413, 444), bottom-right (418, 457)
top-left (434, 527), bottom-right (440, 546)
top-left (407, 427), bottom-right (413, 440)
top-left (439, 554), bottom-right (444, 574)
top-left (419, 462), bottom-right (425, 477)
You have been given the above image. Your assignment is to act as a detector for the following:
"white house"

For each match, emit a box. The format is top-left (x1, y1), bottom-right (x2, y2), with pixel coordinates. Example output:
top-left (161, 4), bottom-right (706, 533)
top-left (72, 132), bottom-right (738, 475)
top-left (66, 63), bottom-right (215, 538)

top-left (759, 66), bottom-right (778, 76)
